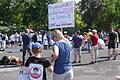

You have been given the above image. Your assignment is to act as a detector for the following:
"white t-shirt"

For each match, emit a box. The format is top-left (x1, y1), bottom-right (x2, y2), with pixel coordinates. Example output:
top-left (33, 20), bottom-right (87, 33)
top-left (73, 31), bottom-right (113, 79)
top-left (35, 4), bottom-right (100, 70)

top-left (15, 33), bottom-right (20, 41)
top-left (10, 34), bottom-right (15, 41)
top-left (43, 34), bottom-right (48, 45)
top-left (37, 34), bottom-right (42, 41)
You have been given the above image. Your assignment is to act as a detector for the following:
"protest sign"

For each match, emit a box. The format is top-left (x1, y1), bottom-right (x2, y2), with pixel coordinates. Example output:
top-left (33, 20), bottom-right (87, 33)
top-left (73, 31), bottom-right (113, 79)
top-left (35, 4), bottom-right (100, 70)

top-left (48, 1), bottom-right (75, 29)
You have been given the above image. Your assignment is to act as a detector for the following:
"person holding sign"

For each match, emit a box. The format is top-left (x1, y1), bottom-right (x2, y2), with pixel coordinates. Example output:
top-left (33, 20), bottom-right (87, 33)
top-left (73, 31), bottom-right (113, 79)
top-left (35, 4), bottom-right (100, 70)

top-left (51, 30), bottom-right (73, 80)
top-left (25, 42), bottom-right (53, 80)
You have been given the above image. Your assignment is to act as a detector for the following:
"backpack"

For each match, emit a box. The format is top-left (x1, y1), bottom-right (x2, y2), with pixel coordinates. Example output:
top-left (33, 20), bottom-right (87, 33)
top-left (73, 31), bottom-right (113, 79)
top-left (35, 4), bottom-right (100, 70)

top-left (28, 63), bottom-right (44, 80)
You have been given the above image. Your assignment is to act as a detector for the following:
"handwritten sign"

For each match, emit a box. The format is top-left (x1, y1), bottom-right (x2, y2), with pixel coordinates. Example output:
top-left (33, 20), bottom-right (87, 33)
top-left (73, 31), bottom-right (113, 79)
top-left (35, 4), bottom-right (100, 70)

top-left (48, 1), bottom-right (75, 29)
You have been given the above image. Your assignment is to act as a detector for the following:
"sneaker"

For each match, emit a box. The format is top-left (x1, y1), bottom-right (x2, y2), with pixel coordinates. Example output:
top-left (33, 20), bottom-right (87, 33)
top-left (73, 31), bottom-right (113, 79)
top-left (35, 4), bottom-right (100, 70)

top-left (72, 61), bottom-right (76, 63)
top-left (78, 60), bottom-right (81, 63)
top-left (107, 57), bottom-right (110, 60)
top-left (94, 61), bottom-right (97, 63)
top-left (88, 51), bottom-right (90, 53)
top-left (113, 56), bottom-right (116, 60)
top-left (89, 61), bottom-right (95, 64)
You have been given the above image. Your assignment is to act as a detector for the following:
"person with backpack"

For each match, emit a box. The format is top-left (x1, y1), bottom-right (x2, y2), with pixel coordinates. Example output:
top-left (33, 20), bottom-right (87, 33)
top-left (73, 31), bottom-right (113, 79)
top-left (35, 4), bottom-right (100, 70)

top-left (25, 42), bottom-right (53, 80)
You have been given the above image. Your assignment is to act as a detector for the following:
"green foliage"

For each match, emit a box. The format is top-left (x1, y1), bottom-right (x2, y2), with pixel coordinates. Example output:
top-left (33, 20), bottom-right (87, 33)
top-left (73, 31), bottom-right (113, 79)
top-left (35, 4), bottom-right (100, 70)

top-left (0, 0), bottom-right (58, 33)
top-left (23, 0), bottom-right (58, 30)
top-left (0, 0), bottom-right (12, 26)
top-left (77, 0), bottom-right (120, 31)
top-left (75, 5), bottom-right (85, 30)
top-left (0, 0), bottom-right (120, 33)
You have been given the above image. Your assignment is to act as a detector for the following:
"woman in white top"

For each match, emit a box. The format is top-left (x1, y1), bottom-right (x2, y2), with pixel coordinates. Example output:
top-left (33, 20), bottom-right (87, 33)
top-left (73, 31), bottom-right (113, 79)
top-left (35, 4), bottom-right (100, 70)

top-left (43, 33), bottom-right (48, 49)
top-left (10, 34), bottom-right (15, 47)
top-left (37, 32), bottom-right (42, 44)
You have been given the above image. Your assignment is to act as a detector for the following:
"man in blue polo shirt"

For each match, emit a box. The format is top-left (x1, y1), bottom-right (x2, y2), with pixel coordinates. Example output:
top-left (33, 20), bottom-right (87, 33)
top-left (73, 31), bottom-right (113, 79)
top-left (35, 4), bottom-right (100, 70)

top-left (72, 31), bottom-right (83, 63)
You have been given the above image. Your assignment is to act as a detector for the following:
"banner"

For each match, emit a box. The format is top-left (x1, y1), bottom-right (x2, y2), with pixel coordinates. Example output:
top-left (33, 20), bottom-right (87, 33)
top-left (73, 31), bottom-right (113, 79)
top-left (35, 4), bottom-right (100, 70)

top-left (48, 1), bottom-right (75, 29)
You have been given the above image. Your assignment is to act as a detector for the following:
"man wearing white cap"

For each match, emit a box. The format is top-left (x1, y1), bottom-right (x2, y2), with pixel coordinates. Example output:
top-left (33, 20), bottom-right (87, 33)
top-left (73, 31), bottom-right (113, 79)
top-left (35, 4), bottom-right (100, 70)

top-left (89, 29), bottom-right (99, 64)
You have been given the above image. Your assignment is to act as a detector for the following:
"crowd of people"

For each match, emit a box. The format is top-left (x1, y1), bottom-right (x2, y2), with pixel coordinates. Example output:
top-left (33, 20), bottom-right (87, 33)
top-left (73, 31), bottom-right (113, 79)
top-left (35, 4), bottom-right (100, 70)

top-left (0, 30), bottom-right (54, 50)
top-left (18, 27), bottom-right (120, 80)
top-left (20, 29), bottom-right (73, 80)
top-left (0, 27), bottom-right (120, 80)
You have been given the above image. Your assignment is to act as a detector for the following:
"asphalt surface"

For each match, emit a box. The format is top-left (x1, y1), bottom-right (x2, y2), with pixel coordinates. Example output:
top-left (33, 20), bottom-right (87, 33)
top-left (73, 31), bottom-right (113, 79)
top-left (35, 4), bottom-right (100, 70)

top-left (0, 46), bottom-right (120, 80)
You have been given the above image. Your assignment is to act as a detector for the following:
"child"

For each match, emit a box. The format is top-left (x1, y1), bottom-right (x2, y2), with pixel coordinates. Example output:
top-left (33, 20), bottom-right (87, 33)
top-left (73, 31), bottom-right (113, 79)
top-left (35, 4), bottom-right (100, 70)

top-left (25, 42), bottom-right (53, 80)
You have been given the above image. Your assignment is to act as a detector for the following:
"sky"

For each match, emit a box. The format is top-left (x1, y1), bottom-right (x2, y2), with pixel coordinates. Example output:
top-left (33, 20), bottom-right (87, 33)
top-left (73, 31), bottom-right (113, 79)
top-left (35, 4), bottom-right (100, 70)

top-left (63, 0), bottom-right (81, 3)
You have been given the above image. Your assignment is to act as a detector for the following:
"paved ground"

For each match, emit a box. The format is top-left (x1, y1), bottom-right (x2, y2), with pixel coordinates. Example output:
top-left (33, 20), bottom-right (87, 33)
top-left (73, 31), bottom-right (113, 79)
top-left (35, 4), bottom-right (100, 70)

top-left (0, 46), bottom-right (120, 80)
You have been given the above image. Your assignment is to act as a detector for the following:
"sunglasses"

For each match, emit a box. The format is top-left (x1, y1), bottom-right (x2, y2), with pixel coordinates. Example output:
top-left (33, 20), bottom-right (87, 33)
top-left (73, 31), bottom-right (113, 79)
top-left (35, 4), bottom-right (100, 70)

top-left (52, 35), bottom-right (57, 39)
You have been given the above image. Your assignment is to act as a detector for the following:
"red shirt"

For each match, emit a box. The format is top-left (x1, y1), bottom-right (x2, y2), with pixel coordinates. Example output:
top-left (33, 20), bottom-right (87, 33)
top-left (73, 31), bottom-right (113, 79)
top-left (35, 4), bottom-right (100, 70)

top-left (91, 34), bottom-right (98, 46)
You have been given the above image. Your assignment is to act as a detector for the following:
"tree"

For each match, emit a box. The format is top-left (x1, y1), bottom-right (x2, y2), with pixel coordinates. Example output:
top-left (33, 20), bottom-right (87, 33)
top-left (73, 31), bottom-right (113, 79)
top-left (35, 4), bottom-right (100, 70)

top-left (22, 0), bottom-right (59, 30)
top-left (0, 0), bottom-right (58, 33)
top-left (75, 5), bottom-right (86, 30)
top-left (77, 0), bottom-right (120, 31)
top-left (77, 0), bottom-right (105, 29)
top-left (101, 0), bottom-right (120, 29)
top-left (0, 0), bottom-right (12, 26)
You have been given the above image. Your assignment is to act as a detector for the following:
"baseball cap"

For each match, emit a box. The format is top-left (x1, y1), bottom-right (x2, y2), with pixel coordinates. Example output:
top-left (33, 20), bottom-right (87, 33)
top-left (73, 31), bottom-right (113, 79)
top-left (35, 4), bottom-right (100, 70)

top-left (92, 29), bottom-right (97, 33)
top-left (32, 42), bottom-right (42, 49)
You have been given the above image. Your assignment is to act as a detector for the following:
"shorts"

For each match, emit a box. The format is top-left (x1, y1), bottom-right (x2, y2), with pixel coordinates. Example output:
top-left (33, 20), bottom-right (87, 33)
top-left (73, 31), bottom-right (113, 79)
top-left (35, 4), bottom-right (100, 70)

top-left (108, 42), bottom-right (118, 49)
top-left (6, 40), bottom-right (9, 45)
top-left (11, 41), bottom-right (14, 44)
top-left (73, 48), bottom-right (81, 55)
top-left (53, 69), bottom-right (74, 80)
top-left (91, 45), bottom-right (98, 55)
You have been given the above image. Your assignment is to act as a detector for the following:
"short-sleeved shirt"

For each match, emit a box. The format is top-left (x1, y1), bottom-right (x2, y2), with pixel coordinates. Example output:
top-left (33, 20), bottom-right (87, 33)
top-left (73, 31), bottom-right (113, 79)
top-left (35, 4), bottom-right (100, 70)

top-left (10, 35), bottom-right (15, 41)
top-left (91, 34), bottom-right (99, 46)
top-left (25, 56), bottom-right (51, 80)
top-left (108, 31), bottom-right (117, 43)
top-left (108, 31), bottom-right (118, 49)
top-left (32, 34), bottom-right (37, 42)
top-left (22, 34), bottom-right (30, 49)
top-left (72, 35), bottom-right (83, 48)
